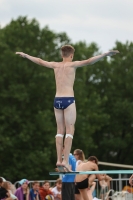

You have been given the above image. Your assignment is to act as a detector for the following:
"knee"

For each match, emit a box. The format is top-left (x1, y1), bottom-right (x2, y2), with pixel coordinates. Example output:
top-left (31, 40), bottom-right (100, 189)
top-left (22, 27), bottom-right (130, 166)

top-left (66, 124), bottom-right (75, 134)
top-left (57, 126), bottom-right (65, 135)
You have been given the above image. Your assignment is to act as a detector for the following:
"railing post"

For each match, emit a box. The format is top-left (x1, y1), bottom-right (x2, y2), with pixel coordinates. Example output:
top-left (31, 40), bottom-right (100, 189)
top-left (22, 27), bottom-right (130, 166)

top-left (119, 173), bottom-right (122, 191)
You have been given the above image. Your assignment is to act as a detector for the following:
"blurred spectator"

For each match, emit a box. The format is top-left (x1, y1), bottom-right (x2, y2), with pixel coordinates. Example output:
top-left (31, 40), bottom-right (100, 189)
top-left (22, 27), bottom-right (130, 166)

top-left (73, 149), bottom-right (85, 167)
top-left (2, 181), bottom-right (17, 200)
top-left (91, 183), bottom-right (96, 198)
top-left (87, 182), bottom-right (96, 200)
top-left (7, 181), bottom-right (16, 195)
top-left (99, 174), bottom-right (112, 200)
top-left (129, 174), bottom-right (133, 186)
top-left (61, 153), bottom-right (76, 200)
top-left (52, 179), bottom-right (62, 200)
top-left (73, 149), bottom-right (85, 200)
top-left (39, 181), bottom-right (53, 200)
top-left (30, 181), bottom-right (41, 200)
top-left (123, 185), bottom-right (133, 193)
top-left (0, 177), bottom-right (6, 182)
top-left (15, 179), bottom-right (31, 200)
top-left (0, 178), bottom-right (10, 200)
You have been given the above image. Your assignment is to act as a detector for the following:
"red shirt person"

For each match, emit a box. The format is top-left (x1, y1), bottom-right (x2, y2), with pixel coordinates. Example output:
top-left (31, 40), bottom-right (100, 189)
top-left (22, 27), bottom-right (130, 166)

top-left (39, 181), bottom-right (53, 200)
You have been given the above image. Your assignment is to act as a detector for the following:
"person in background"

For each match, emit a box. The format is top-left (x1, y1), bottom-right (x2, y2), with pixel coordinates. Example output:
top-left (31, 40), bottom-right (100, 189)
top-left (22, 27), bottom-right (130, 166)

top-left (52, 178), bottom-right (62, 200)
top-left (2, 181), bottom-right (17, 200)
top-left (0, 177), bottom-right (6, 182)
top-left (75, 156), bottom-right (106, 200)
top-left (39, 181), bottom-right (53, 200)
top-left (15, 179), bottom-right (31, 200)
top-left (0, 178), bottom-right (11, 200)
top-left (61, 152), bottom-right (76, 200)
top-left (73, 149), bottom-right (85, 200)
top-left (99, 174), bottom-right (112, 200)
top-left (73, 149), bottom-right (85, 169)
top-left (8, 181), bottom-right (16, 195)
top-left (30, 181), bottom-right (40, 200)
top-left (87, 182), bottom-right (97, 200)
top-left (129, 174), bottom-right (133, 186)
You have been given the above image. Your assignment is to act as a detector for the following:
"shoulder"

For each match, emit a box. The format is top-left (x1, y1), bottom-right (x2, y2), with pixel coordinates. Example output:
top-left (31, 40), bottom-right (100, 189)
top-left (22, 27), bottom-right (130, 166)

top-left (48, 190), bottom-right (53, 195)
top-left (17, 187), bottom-right (22, 191)
top-left (39, 187), bottom-right (44, 193)
top-left (50, 62), bottom-right (60, 68)
top-left (67, 61), bottom-right (79, 69)
top-left (70, 60), bottom-right (85, 68)
top-left (15, 187), bottom-right (22, 194)
top-left (52, 187), bottom-right (56, 191)
top-left (76, 160), bottom-right (82, 164)
top-left (93, 163), bottom-right (98, 170)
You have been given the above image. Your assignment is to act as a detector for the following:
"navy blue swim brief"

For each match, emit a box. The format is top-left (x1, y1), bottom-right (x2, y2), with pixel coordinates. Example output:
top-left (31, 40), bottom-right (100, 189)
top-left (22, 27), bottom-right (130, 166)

top-left (54, 97), bottom-right (75, 110)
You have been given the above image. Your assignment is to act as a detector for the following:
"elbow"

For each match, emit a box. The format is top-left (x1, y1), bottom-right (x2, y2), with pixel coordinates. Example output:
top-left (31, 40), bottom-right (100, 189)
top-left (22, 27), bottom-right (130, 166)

top-left (38, 58), bottom-right (42, 65)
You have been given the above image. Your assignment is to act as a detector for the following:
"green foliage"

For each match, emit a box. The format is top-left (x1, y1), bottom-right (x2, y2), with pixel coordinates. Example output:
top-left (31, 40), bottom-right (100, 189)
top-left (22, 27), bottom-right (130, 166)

top-left (0, 16), bottom-right (133, 182)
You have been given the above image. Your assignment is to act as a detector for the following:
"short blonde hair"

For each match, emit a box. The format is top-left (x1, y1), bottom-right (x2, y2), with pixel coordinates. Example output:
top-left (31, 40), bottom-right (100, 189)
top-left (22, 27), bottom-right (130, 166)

top-left (61, 45), bottom-right (75, 57)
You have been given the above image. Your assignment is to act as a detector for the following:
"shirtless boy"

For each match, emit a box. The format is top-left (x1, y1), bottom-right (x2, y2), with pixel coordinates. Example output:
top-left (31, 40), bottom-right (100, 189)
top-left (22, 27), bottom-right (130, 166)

top-left (75, 156), bottom-right (111, 200)
top-left (16, 46), bottom-right (119, 171)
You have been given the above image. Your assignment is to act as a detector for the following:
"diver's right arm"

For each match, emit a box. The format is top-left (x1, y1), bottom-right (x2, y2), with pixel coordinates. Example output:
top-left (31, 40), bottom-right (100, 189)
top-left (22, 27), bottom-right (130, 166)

top-left (16, 52), bottom-right (55, 68)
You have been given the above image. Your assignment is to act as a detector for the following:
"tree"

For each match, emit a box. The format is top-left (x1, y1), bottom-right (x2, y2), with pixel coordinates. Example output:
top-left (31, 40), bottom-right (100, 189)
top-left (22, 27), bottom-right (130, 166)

top-left (0, 16), bottom-right (133, 182)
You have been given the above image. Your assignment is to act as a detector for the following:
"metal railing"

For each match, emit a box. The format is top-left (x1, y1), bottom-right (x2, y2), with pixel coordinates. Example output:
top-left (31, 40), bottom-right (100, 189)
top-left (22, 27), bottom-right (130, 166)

top-left (93, 178), bottom-right (133, 200)
top-left (14, 177), bottom-right (133, 200)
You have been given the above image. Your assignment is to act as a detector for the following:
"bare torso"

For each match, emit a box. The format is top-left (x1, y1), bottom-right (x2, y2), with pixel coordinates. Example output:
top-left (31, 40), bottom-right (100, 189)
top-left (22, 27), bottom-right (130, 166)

top-left (99, 180), bottom-right (108, 188)
top-left (53, 62), bottom-right (76, 97)
top-left (75, 161), bottom-right (98, 182)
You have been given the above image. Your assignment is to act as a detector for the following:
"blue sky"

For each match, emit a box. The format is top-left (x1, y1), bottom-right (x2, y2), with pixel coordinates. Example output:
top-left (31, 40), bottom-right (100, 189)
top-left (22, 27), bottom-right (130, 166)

top-left (0, 0), bottom-right (133, 52)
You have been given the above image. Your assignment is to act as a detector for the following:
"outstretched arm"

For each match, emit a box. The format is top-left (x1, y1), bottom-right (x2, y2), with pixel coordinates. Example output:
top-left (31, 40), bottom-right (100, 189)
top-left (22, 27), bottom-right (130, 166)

top-left (73, 50), bottom-right (119, 68)
top-left (16, 52), bottom-right (56, 68)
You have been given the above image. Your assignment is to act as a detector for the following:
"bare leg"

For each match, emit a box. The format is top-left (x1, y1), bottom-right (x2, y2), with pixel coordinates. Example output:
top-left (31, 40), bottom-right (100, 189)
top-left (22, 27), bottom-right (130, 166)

top-left (87, 189), bottom-right (93, 200)
top-left (56, 134), bottom-right (64, 166)
top-left (90, 182), bottom-right (96, 194)
top-left (79, 189), bottom-right (91, 200)
top-left (75, 194), bottom-right (83, 200)
top-left (54, 108), bottom-right (65, 166)
top-left (89, 175), bottom-right (96, 186)
top-left (62, 103), bottom-right (76, 168)
top-left (88, 175), bottom-right (96, 200)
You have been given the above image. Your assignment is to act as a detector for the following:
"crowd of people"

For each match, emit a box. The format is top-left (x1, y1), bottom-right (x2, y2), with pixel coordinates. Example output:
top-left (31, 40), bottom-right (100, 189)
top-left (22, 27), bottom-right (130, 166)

top-left (0, 148), bottom-right (117, 200)
top-left (0, 177), bottom-right (61, 200)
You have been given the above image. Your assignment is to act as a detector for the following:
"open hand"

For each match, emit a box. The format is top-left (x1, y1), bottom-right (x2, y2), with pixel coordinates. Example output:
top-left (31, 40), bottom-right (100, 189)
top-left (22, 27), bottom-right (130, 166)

top-left (106, 50), bottom-right (119, 57)
top-left (16, 52), bottom-right (27, 58)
